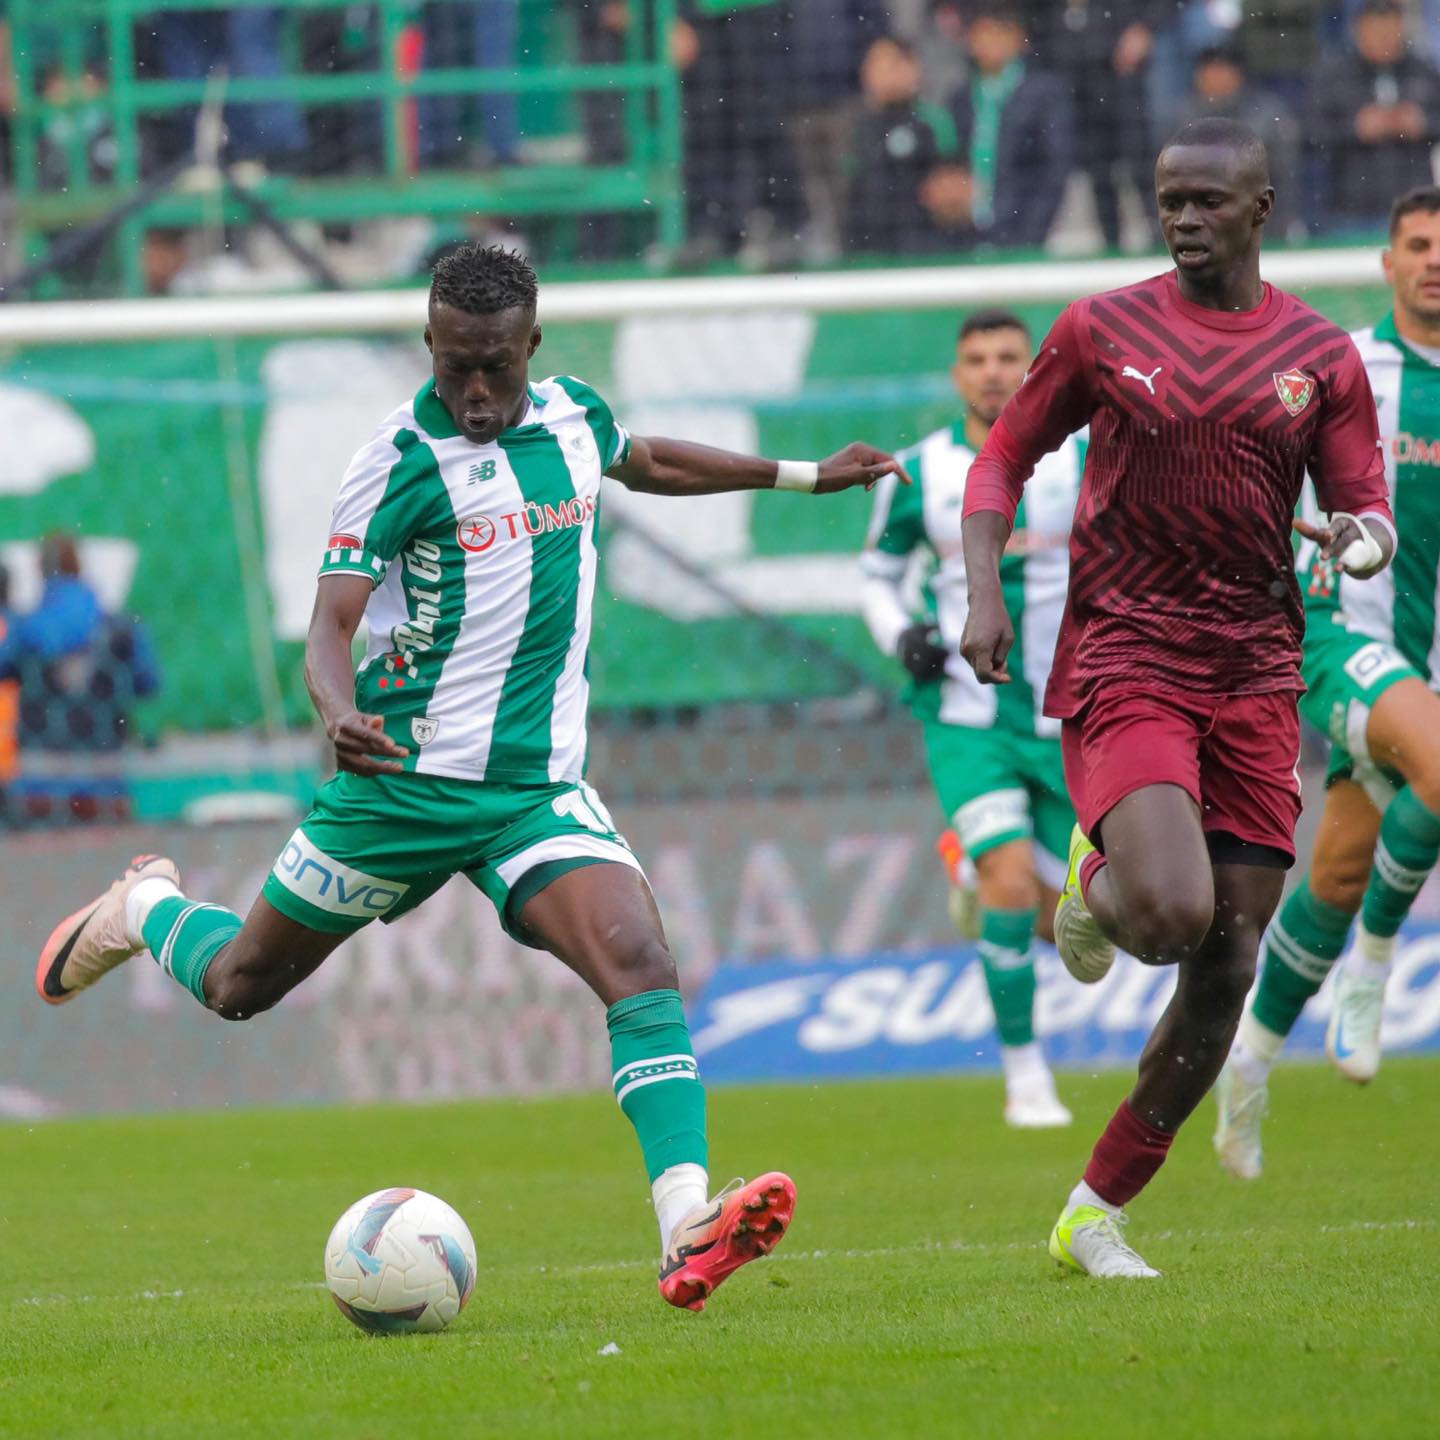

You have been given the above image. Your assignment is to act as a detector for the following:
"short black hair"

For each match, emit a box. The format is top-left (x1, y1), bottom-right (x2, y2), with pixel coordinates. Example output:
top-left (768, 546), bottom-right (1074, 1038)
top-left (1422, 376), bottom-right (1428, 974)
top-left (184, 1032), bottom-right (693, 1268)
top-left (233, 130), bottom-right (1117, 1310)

top-left (1194, 44), bottom-right (1244, 71)
top-left (1160, 116), bottom-right (1269, 184)
top-left (959, 308), bottom-right (1030, 343)
top-left (968, 2), bottom-right (1025, 25)
top-left (1389, 184), bottom-right (1440, 235)
top-left (430, 242), bottom-right (538, 317)
top-left (868, 33), bottom-right (918, 59)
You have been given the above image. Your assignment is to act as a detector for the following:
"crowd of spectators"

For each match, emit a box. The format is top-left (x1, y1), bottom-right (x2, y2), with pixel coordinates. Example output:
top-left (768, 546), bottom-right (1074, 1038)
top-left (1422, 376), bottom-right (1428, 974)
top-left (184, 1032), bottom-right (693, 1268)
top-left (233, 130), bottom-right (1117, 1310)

top-left (0, 536), bottom-right (160, 826)
top-left (4, 1), bottom-right (1440, 269)
top-left (667, 0), bottom-right (1440, 261)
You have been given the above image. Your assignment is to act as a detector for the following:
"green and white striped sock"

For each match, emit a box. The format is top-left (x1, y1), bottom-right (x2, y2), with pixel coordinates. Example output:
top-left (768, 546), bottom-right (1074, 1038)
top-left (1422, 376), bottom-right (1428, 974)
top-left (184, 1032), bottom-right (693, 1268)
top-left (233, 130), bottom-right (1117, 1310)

top-left (1361, 787), bottom-right (1440, 939)
top-left (141, 895), bottom-right (242, 1007)
top-left (1250, 880), bottom-right (1353, 1046)
top-left (607, 988), bottom-right (708, 1183)
top-left (979, 907), bottom-right (1038, 1048)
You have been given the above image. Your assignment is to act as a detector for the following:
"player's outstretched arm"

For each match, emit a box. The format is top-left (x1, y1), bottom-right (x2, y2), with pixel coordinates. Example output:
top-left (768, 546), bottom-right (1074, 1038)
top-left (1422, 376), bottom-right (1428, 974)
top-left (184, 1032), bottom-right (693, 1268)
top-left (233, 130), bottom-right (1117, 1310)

top-left (608, 436), bottom-right (904, 497)
top-left (959, 510), bottom-right (1014, 685)
top-left (1292, 514), bottom-right (1395, 580)
top-left (306, 574), bottom-right (410, 776)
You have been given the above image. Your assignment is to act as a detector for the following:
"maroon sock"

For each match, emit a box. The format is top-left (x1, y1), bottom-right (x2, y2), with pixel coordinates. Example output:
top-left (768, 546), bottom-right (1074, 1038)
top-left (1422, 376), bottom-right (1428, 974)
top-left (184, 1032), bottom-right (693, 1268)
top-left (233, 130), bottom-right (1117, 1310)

top-left (1079, 849), bottom-right (1107, 903)
top-left (1082, 1100), bottom-right (1176, 1207)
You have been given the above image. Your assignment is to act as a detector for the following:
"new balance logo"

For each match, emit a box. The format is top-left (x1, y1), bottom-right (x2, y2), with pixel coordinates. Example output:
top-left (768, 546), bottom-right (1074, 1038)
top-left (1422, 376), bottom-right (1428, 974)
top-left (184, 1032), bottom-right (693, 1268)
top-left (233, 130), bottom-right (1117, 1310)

top-left (468, 460), bottom-right (497, 484)
top-left (1121, 364), bottom-right (1163, 395)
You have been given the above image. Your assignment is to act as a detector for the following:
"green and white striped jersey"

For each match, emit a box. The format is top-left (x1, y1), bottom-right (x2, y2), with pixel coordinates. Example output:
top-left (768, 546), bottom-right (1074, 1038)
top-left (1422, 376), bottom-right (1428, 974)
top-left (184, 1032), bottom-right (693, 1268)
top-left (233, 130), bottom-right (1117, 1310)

top-left (1301, 313), bottom-right (1440, 685)
top-left (860, 420), bottom-right (1085, 735)
top-left (319, 375), bottom-right (630, 783)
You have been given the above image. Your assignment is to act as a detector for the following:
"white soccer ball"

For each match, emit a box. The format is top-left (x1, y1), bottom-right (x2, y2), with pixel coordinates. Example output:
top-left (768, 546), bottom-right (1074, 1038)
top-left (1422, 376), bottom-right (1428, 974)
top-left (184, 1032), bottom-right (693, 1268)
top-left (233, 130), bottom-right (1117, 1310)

top-left (324, 1187), bottom-right (477, 1335)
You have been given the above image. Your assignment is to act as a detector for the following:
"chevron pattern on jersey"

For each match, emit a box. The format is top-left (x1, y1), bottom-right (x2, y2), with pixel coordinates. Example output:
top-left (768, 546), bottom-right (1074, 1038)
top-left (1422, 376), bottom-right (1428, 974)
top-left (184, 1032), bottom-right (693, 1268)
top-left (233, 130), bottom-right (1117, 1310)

top-left (1048, 275), bottom-right (1380, 705)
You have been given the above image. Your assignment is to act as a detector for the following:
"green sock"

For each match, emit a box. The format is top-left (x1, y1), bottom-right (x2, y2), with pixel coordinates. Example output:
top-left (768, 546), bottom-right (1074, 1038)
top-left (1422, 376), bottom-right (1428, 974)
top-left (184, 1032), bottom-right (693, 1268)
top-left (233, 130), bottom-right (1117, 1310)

top-left (607, 989), bottom-right (708, 1182)
top-left (1251, 880), bottom-right (1353, 1039)
top-left (142, 895), bottom-right (241, 1007)
top-left (978, 907), bottom-right (1038, 1048)
top-left (1360, 787), bottom-right (1440, 938)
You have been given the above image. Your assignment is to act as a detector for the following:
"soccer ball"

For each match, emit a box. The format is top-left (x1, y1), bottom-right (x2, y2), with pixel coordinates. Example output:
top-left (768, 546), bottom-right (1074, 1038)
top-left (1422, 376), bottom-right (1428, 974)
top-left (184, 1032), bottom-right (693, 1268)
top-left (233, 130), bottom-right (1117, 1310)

top-left (324, 1187), bottom-right (477, 1335)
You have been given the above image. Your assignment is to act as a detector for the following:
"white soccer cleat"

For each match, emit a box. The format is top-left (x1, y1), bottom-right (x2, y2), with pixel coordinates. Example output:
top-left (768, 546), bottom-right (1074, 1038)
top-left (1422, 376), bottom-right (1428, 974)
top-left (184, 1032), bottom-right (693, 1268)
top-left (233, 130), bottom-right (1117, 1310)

top-left (1005, 1070), bottom-right (1073, 1129)
top-left (1049, 1203), bottom-right (1160, 1278)
top-left (1213, 1059), bottom-right (1268, 1180)
top-left (1326, 959), bottom-right (1387, 1084)
top-left (36, 855), bottom-right (181, 1005)
top-left (1055, 825), bottom-right (1116, 984)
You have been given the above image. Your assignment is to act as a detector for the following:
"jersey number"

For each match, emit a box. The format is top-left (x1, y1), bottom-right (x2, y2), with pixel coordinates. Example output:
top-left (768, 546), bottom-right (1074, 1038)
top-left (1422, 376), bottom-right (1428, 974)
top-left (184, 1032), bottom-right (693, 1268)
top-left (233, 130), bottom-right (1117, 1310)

top-left (552, 784), bottom-right (616, 835)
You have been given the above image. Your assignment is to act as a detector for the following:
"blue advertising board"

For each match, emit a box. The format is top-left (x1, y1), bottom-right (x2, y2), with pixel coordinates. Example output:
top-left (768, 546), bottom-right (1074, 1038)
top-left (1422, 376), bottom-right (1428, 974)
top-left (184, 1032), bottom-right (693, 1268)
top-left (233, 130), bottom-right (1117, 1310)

top-left (690, 923), bottom-right (1440, 1084)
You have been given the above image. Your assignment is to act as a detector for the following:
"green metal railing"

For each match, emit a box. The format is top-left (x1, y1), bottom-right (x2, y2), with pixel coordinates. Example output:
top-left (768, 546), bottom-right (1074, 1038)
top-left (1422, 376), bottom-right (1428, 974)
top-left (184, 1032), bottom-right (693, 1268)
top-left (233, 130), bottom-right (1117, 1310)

top-left (7, 0), bottom-right (684, 295)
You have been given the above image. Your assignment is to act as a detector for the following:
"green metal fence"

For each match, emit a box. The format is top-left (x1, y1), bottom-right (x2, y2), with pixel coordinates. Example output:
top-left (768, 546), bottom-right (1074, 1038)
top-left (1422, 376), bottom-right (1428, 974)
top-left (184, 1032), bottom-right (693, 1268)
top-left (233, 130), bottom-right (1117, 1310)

top-left (6, 0), bottom-right (684, 296)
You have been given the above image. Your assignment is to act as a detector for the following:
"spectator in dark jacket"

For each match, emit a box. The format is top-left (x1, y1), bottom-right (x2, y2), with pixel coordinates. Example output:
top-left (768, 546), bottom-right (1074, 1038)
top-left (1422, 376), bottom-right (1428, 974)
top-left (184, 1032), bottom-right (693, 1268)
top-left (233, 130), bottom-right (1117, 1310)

top-left (942, 4), bottom-right (1073, 248)
top-left (844, 35), bottom-right (964, 255)
top-left (788, 0), bottom-right (887, 263)
top-left (1309, 0), bottom-right (1440, 232)
top-left (1177, 46), bottom-right (1304, 241)
top-left (1038, 0), bottom-right (1167, 249)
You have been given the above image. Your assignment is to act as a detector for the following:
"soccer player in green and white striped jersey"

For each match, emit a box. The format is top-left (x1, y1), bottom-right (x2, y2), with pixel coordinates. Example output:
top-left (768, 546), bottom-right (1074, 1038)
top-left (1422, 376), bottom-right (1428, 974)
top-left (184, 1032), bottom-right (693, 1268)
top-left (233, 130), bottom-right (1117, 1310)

top-left (35, 244), bottom-right (904, 1311)
top-left (1216, 188), bottom-right (1440, 1180)
top-left (861, 310), bottom-right (1084, 1128)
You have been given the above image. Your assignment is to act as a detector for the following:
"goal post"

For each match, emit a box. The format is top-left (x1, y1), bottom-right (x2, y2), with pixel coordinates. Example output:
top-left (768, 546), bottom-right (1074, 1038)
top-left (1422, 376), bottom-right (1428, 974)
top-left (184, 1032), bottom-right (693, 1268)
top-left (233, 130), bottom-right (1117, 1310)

top-left (0, 246), bottom-right (1396, 763)
top-left (0, 246), bottom-right (1388, 345)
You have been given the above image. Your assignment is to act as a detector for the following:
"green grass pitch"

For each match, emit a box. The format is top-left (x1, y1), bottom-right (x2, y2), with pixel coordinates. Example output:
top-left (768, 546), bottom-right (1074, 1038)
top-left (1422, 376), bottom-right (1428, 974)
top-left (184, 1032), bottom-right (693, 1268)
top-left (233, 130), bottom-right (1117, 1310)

top-left (3, 1061), bottom-right (1438, 1439)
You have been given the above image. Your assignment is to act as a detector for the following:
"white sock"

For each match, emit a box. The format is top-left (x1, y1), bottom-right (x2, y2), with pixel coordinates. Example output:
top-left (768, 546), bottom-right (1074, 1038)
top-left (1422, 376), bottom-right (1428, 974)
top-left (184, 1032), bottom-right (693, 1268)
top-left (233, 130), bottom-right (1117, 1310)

top-left (1351, 925), bottom-right (1395, 980)
top-left (652, 1162), bottom-right (708, 1255)
top-left (1233, 1009), bottom-right (1284, 1085)
top-left (124, 876), bottom-right (182, 947)
top-left (1068, 1179), bottom-right (1119, 1216)
top-left (1000, 1041), bottom-right (1050, 1091)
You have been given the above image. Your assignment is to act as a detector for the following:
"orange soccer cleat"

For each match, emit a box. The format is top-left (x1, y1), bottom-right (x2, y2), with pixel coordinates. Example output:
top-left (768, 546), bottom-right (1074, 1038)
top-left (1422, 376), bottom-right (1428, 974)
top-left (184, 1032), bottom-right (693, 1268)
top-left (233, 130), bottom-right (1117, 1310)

top-left (657, 1172), bottom-right (797, 1312)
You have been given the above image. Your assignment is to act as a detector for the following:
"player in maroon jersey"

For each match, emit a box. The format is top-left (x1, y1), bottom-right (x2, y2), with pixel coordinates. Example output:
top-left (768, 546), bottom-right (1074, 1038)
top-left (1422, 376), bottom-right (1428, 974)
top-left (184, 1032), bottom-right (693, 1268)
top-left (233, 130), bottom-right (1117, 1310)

top-left (959, 117), bottom-right (1397, 1278)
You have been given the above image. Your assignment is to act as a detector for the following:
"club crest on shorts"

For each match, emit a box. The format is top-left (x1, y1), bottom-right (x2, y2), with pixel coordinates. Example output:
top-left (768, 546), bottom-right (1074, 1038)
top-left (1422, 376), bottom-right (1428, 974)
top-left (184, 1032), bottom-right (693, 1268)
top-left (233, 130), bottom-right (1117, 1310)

top-left (410, 717), bottom-right (439, 747)
top-left (1273, 369), bottom-right (1315, 416)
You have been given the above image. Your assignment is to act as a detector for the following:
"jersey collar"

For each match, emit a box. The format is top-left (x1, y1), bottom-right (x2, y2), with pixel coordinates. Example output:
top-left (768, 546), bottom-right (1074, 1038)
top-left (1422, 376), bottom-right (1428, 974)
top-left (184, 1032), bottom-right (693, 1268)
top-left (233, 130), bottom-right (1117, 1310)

top-left (1374, 308), bottom-right (1440, 366)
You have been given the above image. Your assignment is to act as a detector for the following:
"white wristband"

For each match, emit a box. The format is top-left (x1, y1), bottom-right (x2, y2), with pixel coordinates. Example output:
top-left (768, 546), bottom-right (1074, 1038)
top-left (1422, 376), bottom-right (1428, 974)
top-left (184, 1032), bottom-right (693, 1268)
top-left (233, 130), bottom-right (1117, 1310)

top-left (1332, 512), bottom-right (1385, 575)
top-left (774, 459), bottom-right (820, 492)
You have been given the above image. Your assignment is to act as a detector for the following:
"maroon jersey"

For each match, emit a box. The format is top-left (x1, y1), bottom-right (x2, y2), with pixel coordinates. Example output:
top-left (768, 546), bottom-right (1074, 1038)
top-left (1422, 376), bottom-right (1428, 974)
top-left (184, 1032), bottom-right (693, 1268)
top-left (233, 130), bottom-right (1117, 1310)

top-left (964, 272), bottom-right (1394, 714)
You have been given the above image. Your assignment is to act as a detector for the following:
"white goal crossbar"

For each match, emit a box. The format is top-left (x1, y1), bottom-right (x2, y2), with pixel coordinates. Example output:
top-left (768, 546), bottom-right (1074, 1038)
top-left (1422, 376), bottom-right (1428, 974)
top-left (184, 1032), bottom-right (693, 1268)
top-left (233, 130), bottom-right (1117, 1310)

top-left (0, 248), bottom-right (1384, 346)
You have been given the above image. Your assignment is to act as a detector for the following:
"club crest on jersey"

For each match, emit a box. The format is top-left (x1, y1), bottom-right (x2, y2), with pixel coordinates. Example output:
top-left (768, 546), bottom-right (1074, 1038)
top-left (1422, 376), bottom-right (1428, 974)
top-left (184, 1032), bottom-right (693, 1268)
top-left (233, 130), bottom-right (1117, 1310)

top-left (457, 515), bottom-right (497, 552)
top-left (410, 717), bottom-right (439, 747)
top-left (1273, 369), bottom-right (1315, 416)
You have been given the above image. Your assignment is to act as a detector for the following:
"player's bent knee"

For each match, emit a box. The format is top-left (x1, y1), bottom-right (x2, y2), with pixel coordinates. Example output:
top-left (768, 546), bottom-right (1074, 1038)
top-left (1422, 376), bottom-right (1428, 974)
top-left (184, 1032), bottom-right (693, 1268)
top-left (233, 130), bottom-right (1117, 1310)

top-left (1310, 866), bottom-right (1367, 914)
top-left (584, 929), bottom-right (678, 999)
top-left (620, 935), bottom-right (680, 993)
top-left (975, 844), bottom-right (1040, 911)
top-left (1126, 889), bottom-right (1213, 964)
top-left (204, 941), bottom-right (294, 1021)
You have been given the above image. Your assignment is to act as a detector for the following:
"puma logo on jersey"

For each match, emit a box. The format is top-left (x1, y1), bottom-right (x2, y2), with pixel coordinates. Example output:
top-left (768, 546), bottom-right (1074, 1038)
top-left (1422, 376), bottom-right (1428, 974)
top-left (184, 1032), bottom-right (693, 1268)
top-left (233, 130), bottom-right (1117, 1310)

top-left (1121, 364), bottom-right (1163, 395)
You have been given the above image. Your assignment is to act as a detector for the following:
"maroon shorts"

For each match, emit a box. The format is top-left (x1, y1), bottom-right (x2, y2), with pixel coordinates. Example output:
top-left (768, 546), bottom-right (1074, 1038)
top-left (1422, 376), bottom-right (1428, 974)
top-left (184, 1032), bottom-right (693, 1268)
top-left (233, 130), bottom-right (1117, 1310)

top-left (1061, 688), bottom-right (1302, 862)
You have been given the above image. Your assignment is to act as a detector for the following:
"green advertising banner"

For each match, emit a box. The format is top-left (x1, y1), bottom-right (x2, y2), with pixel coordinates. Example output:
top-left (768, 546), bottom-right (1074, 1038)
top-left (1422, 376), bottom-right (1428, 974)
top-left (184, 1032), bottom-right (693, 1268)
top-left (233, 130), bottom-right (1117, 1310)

top-left (0, 281), bottom-right (1391, 737)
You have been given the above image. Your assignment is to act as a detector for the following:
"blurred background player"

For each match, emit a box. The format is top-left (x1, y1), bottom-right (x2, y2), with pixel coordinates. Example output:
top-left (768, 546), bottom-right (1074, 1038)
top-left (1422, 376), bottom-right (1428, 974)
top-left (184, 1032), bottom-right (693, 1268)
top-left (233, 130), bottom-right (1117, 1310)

top-left (34, 243), bottom-right (904, 1315)
top-left (959, 119), bottom-right (1396, 1278)
top-left (1217, 186), bottom-right (1440, 1180)
top-left (861, 309), bottom-right (1082, 1129)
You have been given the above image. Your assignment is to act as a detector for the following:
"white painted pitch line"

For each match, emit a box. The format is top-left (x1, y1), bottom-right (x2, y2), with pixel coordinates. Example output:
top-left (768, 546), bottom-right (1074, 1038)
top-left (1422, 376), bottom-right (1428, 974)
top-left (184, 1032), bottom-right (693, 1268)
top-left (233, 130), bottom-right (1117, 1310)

top-left (543, 1217), bottom-right (1435, 1278)
top-left (12, 1219), bottom-right (1431, 1306)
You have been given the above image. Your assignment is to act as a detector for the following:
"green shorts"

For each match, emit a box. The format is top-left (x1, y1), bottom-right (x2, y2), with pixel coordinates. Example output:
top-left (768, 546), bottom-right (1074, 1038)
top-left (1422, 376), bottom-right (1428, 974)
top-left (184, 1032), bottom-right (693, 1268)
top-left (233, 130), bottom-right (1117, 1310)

top-left (262, 771), bottom-right (642, 941)
top-left (1301, 615), bottom-right (1420, 800)
top-left (922, 719), bottom-right (1074, 884)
